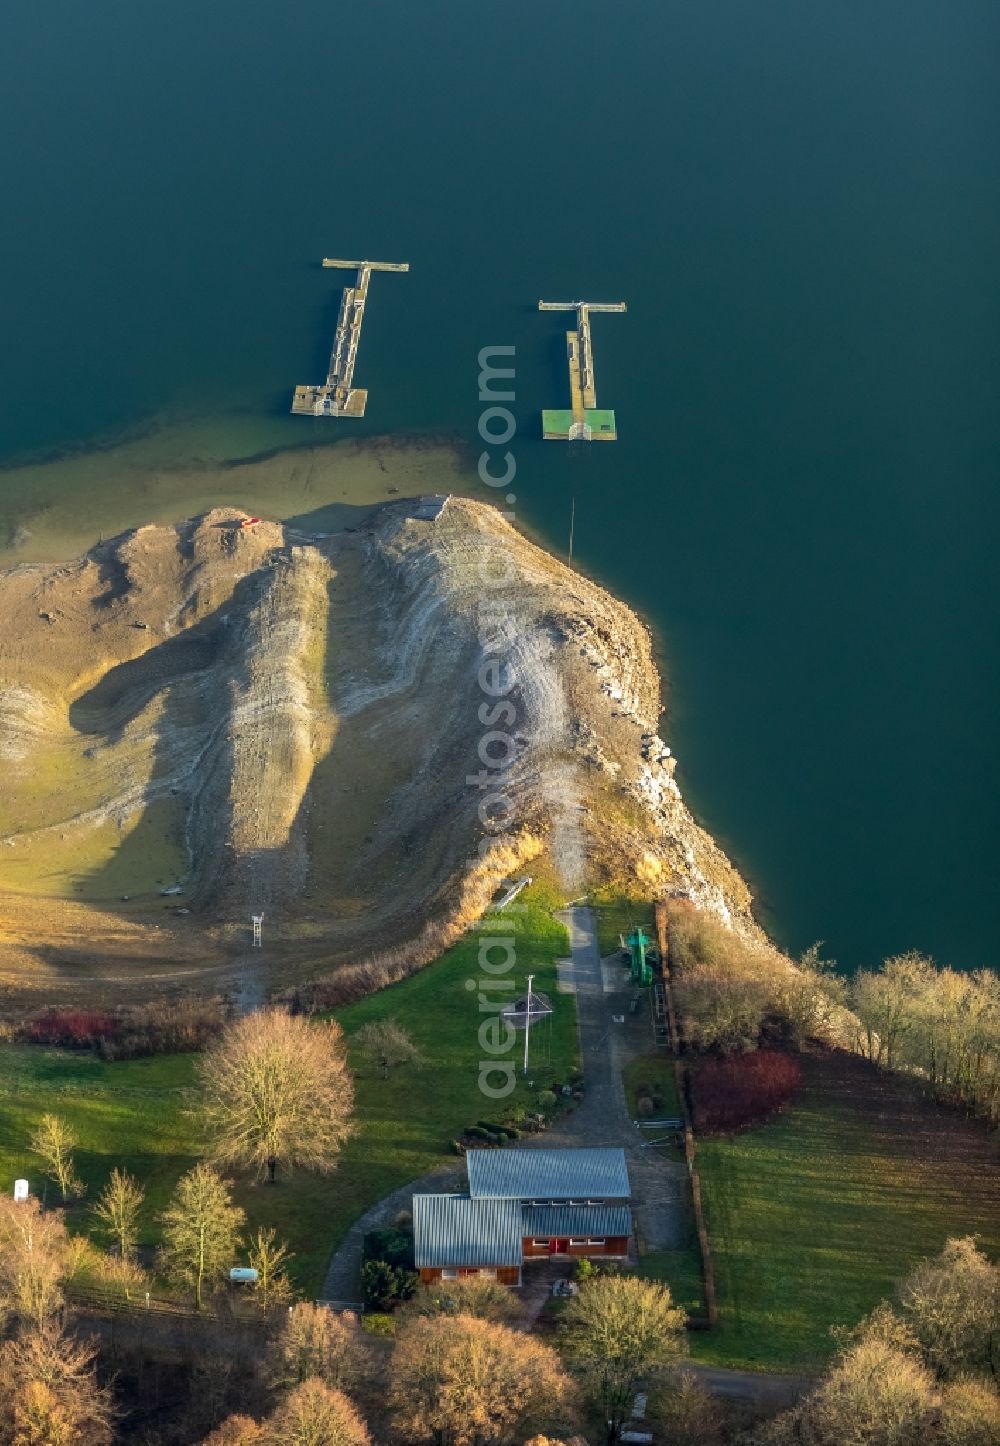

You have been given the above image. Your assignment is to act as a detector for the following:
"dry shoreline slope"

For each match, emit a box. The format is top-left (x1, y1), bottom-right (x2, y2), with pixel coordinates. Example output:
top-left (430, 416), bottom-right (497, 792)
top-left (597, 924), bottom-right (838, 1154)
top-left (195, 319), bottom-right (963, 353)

top-left (0, 495), bottom-right (758, 1001)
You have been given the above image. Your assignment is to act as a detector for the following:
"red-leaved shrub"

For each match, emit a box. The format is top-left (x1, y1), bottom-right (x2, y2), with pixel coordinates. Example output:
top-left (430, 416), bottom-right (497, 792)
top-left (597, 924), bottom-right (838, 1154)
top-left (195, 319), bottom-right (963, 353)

top-left (692, 1050), bottom-right (802, 1133)
top-left (23, 998), bottom-right (227, 1057)
top-left (27, 1009), bottom-right (120, 1048)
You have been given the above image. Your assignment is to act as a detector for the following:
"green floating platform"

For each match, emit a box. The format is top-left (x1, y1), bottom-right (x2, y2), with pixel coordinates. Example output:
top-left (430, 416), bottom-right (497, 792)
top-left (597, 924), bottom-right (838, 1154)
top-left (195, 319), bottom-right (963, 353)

top-left (542, 408), bottom-right (617, 441)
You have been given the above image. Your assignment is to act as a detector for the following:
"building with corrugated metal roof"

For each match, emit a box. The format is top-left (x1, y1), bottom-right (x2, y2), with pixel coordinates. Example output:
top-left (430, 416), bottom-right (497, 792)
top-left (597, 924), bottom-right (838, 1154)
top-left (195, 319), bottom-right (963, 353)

top-left (412, 1195), bottom-right (523, 1285)
top-left (413, 1148), bottom-right (632, 1286)
top-left (467, 1146), bottom-right (630, 1203)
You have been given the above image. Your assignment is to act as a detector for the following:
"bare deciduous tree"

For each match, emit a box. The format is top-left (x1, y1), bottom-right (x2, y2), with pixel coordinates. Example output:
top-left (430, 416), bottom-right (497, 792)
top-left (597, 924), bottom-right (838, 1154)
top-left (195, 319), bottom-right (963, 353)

top-left (562, 1275), bottom-right (685, 1446)
top-left (651, 1368), bottom-right (724, 1446)
top-left (400, 1273), bottom-right (519, 1325)
top-left (0, 1196), bottom-right (71, 1330)
top-left (199, 1417), bottom-right (263, 1446)
top-left (91, 1167), bottom-right (144, 1264)
top-left (160, 1164), bottom-right (245, 1309)
top-left (897, 1237), bottom-right (1000, 1381)
top-left (390, 1312), bottom-right (576, 1445)
top-left (523, 1439), bottom-right (590, 1446)
top-left (202, 1381), bottom-right (373, 1446)
top-left (264, 1379), bottom-right (370, 1446)
top-left (30, 1114), bottom-right (84, 1203)
top-left (97, 1251), bottom-right (148, 1306)
top-left (939, 1376), bottom-right (1000, 1446)
top-left (799, 1338), bottom-right (938, 1445)
top-left (267, 1303), bottom-right (368, 1393)
top-left (200, 1011), bottom-right (354, 1183)
top-left (354, 1019), bottom-right (424, 1079)
top-left (776, 943), bottom-right (848, 1048)
top-left (0, 1320), bottom-right (114, 1446)
top-left (247, 1226), bottom-right (293, 1314)
top-left (852, 953), bottom-right (935, 1068)
top-left (757, 1246), bottom-right (1000, 1446)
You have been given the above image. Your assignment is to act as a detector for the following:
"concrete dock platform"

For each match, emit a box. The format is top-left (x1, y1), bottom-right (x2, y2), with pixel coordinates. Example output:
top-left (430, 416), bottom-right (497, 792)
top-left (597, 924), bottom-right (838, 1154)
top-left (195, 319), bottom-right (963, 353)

top-left (538, 299), bottom-right (625, 441)
top-left (292, 258), bottom-right (409, 418)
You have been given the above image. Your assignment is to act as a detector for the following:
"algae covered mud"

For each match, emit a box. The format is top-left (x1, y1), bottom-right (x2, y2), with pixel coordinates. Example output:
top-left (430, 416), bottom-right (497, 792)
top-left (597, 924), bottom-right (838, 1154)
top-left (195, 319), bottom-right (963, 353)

top-left (3, 0), bottom-right (998, 972)
top-left (0, 417), bottom-right (474, 567)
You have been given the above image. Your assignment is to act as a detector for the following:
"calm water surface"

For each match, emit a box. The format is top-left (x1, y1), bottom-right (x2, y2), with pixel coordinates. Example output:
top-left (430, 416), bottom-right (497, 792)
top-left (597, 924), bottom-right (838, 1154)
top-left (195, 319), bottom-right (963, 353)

top-left (1, 1), bottom-right (998, 970)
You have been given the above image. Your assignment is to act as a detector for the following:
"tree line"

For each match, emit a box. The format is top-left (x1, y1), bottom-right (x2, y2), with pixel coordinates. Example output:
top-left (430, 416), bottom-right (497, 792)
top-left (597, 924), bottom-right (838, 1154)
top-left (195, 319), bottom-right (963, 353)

top-left (0, 1184), bottom-right (697, 1445)
top-left (668, 906), bottom-right (1000, 1124)
top-left (852, 953), bottom-right (1000, 1124)
top-left (199, 1271), bottom-right (692, 1446)
top-left (753, 1236), bottom-right (1000, 1445)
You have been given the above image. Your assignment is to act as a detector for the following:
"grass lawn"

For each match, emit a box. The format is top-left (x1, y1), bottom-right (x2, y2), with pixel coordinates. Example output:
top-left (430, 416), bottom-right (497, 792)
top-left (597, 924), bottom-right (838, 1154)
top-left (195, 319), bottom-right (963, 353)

top-left (0, 883), bottom-right (577, 1297)
top-left (622, 1054), bottom-right (680, 1119)
top-left (689, 1050), bottom-right (1000, 1371)
top-left (0, 1047), bottom-right (199, 1231)
top-left (636, 1245), bottom-right (706, 1321)
top-left (590, 889), bottom-right (655, 958)
top-left (541, 410), bottom-right (574, 437)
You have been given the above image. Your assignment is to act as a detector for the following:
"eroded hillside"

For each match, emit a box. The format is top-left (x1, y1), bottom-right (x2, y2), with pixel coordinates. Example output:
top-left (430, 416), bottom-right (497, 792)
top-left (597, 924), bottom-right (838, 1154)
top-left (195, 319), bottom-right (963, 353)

top-left (0, 497), bottom-right (756, 996)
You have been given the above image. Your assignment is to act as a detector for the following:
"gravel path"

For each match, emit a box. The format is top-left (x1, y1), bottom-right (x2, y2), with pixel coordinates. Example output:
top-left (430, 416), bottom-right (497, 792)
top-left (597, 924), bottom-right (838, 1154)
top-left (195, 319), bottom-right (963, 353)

top-left (318, 905), bottom-right (687, 1304)
top-left (319, 1163), bottom-right (465, 1306)
top-left (687, 1364), bottom-right (816, 1407)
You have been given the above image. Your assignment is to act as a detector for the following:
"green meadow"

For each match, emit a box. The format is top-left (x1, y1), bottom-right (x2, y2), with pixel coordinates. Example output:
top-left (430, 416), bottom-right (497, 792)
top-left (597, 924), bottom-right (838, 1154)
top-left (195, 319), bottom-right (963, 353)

top-left (0, 884), bottom-right (578, 1295)
top-left (688, 1052), bottom-right (1000, 1370)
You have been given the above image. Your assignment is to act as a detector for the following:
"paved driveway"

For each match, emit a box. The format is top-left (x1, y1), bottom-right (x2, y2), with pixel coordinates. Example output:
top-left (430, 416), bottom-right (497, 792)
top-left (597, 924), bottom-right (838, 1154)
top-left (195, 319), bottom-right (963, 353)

top-left (546, 905), bottom-right (688, 1251)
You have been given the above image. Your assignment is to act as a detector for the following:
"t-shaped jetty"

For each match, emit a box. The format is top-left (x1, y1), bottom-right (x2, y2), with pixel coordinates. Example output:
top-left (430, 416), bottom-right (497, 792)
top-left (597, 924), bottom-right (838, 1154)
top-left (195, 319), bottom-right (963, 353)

top-left (292, 258), bottom-right (409, 418)
top-left (538, 299), bottom-right (626, 441)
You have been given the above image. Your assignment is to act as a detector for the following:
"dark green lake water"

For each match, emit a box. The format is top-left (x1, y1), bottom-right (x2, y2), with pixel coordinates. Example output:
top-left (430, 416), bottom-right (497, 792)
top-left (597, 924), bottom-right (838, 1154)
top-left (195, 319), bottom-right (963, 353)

top-left (2, 1), bottom-right (998, 970)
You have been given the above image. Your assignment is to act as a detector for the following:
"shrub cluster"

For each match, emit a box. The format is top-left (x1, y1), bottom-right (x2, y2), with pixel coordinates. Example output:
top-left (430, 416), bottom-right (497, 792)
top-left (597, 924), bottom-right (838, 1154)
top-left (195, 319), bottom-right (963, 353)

top-left (362, 1228), bottom-right (414, 1272)
top-left (26, 1009), bottom-right (118, 1049)
top-left (464, 1123), bottom-right (512, 1143)
top-left (670, 907), bottom-right (1000, 1129)
top-left (360, 1260), bottom-right (418, 1312)
top-left (450, 1117), bottom-right (527, 1154)
top-left (669, 906), bottom-right (848, 1055)
top-left (692, 1050), bottom-right (802, 1133)
top-left (360, 1226), bottom-right (419, 1311)
top-left (23, 998), bottom-right (227, 1058)
top-left (635, 1080), bottom-right (667, 1118)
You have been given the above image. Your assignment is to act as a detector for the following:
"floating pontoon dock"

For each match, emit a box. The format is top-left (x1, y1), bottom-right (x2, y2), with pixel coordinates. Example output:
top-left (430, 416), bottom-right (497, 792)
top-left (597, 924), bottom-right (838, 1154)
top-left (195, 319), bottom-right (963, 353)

top-left (538, 299), bottom-right (626, 441)
top-left (292, 258), bottom-right (409, 418)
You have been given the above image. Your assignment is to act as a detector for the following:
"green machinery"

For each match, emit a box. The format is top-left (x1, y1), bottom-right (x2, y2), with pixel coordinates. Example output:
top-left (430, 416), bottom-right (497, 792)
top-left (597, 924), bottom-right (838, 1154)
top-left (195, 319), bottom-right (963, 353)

top-left (626, 926), bottom-right (654, 987)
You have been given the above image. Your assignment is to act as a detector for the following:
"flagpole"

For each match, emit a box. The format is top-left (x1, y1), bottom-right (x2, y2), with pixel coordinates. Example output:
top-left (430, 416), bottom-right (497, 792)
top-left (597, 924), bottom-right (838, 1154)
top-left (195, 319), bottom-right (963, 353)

top-left (523, 973), bottom-right (534, 1076)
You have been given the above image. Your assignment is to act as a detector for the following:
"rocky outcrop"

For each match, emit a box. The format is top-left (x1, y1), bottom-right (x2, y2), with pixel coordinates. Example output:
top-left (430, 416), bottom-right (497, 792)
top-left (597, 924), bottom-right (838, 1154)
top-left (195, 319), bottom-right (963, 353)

top-left (0, 496), bottom-right (759, 985)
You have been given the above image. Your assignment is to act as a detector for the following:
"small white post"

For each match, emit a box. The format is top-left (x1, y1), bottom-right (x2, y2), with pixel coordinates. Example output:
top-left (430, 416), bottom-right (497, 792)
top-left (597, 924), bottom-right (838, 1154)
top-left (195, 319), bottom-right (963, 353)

top-left (252, 914), bottom-right (263, 948)
top-left (523, 973), bottom-right (534, 1077)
